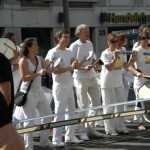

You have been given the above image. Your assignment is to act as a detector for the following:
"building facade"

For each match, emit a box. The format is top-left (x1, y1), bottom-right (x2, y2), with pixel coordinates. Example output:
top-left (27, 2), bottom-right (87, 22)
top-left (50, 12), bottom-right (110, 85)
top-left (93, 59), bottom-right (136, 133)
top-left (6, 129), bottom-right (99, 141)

top-left (0, 0), bottom-right (150, 57)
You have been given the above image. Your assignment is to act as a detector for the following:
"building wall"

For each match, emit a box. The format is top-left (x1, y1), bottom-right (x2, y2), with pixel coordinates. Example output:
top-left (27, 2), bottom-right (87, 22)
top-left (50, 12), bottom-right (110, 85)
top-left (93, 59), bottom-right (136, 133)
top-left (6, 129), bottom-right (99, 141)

top-left (0, 0), bottom-right (150, 57)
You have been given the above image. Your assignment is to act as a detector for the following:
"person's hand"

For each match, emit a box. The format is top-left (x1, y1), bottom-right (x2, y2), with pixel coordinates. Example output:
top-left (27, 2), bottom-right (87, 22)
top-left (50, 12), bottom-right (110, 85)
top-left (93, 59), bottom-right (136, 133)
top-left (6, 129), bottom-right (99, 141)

top-left (38, 69), bottom-right (47, 76)
top-left (129, 51), bottom-right (138, 62)
top-left (113, 50), bottom-right (120, 60)
top-left (71, 60), bottom-right (78, 69)
top-left (13, 50), bottom-right (20, 60)
top-left (136, 72), bottom-right (143, 78)
top-left (83, 65), bottom-right (92, 71)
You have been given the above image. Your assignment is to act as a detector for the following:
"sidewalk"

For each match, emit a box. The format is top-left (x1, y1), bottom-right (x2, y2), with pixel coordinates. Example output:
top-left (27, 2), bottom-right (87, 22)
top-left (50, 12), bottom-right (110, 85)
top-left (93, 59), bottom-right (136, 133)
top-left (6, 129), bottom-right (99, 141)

top-left (33, 121), bottom-right (150, 150)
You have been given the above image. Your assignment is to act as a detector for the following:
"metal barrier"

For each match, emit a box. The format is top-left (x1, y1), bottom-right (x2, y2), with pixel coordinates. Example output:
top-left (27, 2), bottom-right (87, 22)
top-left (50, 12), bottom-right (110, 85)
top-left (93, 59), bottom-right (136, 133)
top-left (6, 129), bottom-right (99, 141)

top-left (16, 98), bottom-right (150, 134)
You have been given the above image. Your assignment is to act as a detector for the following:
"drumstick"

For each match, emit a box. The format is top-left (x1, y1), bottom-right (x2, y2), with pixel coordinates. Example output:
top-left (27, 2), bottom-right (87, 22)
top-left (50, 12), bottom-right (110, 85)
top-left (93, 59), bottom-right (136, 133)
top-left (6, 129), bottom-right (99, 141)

top-left (76, 47), bottom-right (80, 60)
top-left (3, 43), bottom-right (16, 51)
top-left (92, 58), bottom-right (104, 66)
top-left (46, 57), bottom-right (55, 70)
top-left (142, 74), bottom-right (150, 78)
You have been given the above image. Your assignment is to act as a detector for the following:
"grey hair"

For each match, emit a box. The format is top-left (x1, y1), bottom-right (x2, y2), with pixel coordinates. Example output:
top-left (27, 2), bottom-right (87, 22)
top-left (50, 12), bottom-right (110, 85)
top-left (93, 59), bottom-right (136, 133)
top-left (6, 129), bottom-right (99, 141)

top-left (75, 24), bottom-right (88, 37)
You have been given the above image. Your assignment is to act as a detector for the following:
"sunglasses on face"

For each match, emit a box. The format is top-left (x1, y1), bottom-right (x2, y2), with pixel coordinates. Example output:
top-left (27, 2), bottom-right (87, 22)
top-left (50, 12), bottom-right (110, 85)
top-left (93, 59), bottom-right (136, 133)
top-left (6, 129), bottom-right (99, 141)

top-left (141, 37), bottom-right (149, 40)
top-left (110, 40), bottom-right (119, 44)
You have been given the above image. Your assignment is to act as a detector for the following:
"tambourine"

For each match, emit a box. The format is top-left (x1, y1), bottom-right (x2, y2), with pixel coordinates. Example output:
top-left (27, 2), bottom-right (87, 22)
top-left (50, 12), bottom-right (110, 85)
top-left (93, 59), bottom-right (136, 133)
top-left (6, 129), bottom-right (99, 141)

top-left (0, 38), bottom-right (16, 59)
top-left (54, 57), bottom-right (63, 68)
top-left (86, 51), bottom-right (94, 61)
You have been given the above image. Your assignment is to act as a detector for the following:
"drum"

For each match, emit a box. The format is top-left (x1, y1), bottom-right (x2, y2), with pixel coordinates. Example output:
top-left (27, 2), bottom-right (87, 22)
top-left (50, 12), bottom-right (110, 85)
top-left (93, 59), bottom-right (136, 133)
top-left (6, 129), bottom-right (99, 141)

top-left (138, 82), bottom-right (150, 122)
top-left (0, 38), bottom-right (16, 59)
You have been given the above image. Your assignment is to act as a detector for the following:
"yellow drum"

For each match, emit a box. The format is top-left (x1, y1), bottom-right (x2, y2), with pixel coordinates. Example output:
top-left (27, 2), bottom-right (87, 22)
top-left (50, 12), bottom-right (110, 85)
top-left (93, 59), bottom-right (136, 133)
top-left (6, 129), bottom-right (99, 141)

top-left (138, 82), bottom-right (150, 122)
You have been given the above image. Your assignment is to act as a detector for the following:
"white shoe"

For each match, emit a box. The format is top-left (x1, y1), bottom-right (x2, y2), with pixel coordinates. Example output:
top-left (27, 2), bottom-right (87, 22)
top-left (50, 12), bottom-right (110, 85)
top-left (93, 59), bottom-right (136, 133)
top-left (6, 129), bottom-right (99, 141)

top-left (125, 119), bottom-right (132, 123)
top-left (106, 132), bottom-right (118, 136)
top-left (40, 139), bottom-right (54, 147)
top-left (79, 134), bottom-right (89, 141)
top-left (52, 141), bottom-right (64, 147)
top-left (88, 130), bottom-right (104, 137)
top-left (65, 136), bottom-right (84, 144)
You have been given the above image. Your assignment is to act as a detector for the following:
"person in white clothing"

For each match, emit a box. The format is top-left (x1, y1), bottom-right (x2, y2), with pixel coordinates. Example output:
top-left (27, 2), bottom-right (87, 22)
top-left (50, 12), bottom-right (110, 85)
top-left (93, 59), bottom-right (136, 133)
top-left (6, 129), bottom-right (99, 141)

top-left (101, 33), bottom-right (136, 136)
top-left (132, 24), bottom-right (150, 50)
top-left (45, 29), bottom-right (83, 147)
top-left (117, 33), bottom-right (132, 123)
top-left (2, 32), bottom-right (21, 94)
top-left (69, 24), bottom-right (103, 141)
top-left (19, 38), bottom-right (54, 150)
top-left (129, 32), bottom-right (150, 130)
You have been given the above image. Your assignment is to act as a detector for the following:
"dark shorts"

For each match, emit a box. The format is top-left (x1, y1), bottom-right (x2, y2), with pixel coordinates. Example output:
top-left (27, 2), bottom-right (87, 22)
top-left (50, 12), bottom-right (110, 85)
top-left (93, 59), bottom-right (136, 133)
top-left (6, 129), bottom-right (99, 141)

top-left (0, 92), bottom-right (12, 127)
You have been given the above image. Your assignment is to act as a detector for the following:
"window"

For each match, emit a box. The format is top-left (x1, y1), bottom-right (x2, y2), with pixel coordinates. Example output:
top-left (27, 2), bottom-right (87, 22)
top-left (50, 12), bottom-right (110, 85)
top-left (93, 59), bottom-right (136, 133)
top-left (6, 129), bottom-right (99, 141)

top-left (21, 0), bottom-right (49, 7)
top-left (69, 2), bottom-right (94, 8)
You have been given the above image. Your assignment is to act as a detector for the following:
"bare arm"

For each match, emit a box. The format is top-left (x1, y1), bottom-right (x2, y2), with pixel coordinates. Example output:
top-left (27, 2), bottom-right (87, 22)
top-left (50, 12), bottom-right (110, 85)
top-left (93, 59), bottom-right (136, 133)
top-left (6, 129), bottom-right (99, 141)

top-left (52, 58), bottom-right (78, 74)
top-left (0, 82), bottom-right (11, 105)
top-left (19, 58), bottom-right (46, 82)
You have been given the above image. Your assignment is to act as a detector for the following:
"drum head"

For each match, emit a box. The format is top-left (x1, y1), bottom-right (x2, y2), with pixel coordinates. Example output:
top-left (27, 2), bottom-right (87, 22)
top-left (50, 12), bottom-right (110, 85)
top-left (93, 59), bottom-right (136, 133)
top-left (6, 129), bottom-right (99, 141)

top-left (138, 82), bottom-right (150, 122)
top-left (54, 57), bottom-right (63, 68)
top-left (0, 38), bottom-right (16, 59)
top-left (138, 82), bottom-right (150, 99)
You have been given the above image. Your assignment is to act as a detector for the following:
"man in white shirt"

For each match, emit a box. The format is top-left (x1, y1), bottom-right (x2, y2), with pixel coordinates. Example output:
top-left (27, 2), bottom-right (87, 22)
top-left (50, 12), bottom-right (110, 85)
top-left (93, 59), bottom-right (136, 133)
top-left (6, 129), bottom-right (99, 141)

top-left (45, 29), bottom-right (83, 147)
top-left (69, 24), bottom-right (103, 141)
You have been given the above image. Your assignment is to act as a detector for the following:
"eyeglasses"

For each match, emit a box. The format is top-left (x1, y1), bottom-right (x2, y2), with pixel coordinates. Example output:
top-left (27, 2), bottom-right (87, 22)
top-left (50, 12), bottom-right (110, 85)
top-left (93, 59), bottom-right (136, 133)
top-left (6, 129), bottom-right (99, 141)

top-left (110, 40), bottom-right (119, 44)
top-left (141, 37), bottom-right (149, 40)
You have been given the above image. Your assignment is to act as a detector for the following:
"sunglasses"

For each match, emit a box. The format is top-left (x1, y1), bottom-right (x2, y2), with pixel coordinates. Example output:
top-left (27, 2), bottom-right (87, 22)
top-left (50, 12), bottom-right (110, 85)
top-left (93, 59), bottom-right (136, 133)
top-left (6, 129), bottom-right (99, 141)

top-left (110, 40), bottom-right (119, 44)
top-left (141, 37), bottom-right (149, 40)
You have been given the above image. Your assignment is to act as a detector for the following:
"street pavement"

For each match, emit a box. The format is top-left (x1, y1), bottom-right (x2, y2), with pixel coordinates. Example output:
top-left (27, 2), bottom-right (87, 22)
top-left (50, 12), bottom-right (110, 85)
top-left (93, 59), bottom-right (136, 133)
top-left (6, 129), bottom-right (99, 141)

top-left (33, 122), bottom-right (150, 150)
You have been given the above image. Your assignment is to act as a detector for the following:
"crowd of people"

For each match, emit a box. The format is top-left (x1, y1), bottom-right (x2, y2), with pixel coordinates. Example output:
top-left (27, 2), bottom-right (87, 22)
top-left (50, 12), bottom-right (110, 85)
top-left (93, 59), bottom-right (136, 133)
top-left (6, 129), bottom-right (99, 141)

top-left (0, 23), bottom-right (150, 150)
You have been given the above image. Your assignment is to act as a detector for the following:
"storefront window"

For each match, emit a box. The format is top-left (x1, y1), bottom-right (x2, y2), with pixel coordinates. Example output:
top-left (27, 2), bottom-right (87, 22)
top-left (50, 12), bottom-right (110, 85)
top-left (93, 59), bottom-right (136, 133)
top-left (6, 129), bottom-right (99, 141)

top-left (21, 0), bottom-right (49, 7)
top-left (21, 28), bottom-right (51, 57)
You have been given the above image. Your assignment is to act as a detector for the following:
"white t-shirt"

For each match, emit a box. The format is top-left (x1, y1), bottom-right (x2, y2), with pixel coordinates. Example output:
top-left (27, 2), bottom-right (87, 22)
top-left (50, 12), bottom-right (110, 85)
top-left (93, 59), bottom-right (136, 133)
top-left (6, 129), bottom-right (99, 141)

top-left (69, 39), bottom-right (95, 79)
top-left (45, 47), bottom-right (73, 88)
top-left (100, 49), bottom-right (125, 88)
top-left (133, 46), bottom-right (150, 89)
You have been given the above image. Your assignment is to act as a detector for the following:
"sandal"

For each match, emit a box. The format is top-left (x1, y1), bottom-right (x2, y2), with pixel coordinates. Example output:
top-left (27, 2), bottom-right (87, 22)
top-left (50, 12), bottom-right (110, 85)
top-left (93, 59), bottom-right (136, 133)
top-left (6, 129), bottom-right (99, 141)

top-left (138, 123), bottom-right (146, 130)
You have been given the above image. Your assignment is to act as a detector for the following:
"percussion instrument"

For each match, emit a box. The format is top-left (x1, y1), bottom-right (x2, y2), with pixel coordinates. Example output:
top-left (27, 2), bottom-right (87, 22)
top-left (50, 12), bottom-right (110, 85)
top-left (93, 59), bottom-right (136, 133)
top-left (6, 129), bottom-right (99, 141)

top-left (0, 38), bottom-right (16, 59)
top-left (138, 82), bottom-right (150, 122)
top-left (54, 57), bottom-right (63, 68)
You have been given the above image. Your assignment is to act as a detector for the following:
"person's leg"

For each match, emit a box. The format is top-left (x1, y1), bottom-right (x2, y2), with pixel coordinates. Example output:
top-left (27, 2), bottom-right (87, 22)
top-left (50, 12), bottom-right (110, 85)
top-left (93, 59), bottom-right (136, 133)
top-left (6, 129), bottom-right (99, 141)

top-left (101, 88), bottom-right (117, 135)
top-left (0, 123), bottom-right (25, 150)
top-left (87, 78), bottom-right (101, 131)
top-left (52, 87), bottom-right (67, 146)
top-left (37, 91), bottom-right (53, 147)
top-left (74, 78), bottom-right (89, 135)
top-left (134, 88), bottom-right (145, 130)
top-left (115, 87), bottom-right (129, 133)
top-left (22, 92), bottom-right (37, 150)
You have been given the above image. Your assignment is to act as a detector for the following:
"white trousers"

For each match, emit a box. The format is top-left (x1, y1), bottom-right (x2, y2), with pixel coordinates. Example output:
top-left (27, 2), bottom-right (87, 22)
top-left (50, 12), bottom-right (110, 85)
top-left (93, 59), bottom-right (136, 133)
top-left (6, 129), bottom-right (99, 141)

top-left (101, 87), bottom-right (127, 133)
top-left (52, 86), bottom-right (76, 142)
top-left (74, 77), bottom-right (101, 134)
top-left (22, 90), bottom-right (53, 150)
top-left (134, 88), bottom-right (143, 123)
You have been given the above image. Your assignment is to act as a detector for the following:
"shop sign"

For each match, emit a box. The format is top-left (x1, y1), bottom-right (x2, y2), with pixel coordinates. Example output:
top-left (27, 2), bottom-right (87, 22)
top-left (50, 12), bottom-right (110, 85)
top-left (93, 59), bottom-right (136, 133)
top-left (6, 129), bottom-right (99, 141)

top-left (109, 12), bottom-right (150, 23)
